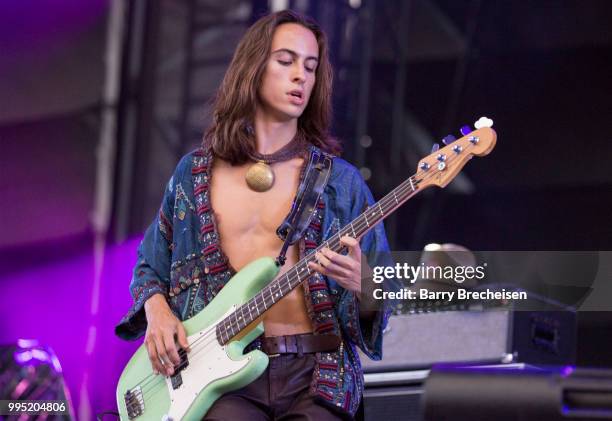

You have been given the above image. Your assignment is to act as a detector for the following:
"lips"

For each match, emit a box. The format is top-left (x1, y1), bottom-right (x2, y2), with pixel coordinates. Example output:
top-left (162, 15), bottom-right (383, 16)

top-left (287, 90), bottom-right (304, 105)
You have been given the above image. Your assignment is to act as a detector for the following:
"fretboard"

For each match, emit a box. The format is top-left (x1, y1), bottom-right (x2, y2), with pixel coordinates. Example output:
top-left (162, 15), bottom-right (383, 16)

top-left (215, 173), bottom-right (422, 344)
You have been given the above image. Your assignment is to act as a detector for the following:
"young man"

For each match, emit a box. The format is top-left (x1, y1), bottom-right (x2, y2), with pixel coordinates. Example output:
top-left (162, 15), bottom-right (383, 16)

top-left (116, 10), bottom-right (392, 420)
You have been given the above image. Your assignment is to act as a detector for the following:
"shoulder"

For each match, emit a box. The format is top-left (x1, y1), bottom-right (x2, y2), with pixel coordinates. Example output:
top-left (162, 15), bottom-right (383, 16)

top-left (162, 149), bottom-right (204, 198)
top-left (323, 156), bottom-right (373, 214)
top-left (172, 148), bottom-right (207, 179)
top-left (329, 156), bottom-right (370, 197)
top-left (329, 156), bottom-right (362, 184)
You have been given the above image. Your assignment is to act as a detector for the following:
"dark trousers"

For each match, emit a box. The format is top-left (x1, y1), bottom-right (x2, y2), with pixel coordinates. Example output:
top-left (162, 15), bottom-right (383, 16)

top-left (204, 353), bottom-right (350, 420)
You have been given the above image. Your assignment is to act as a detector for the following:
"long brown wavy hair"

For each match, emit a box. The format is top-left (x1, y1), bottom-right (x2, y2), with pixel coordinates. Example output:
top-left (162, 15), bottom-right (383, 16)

top-left (203, 10), bottom-right (341, 164)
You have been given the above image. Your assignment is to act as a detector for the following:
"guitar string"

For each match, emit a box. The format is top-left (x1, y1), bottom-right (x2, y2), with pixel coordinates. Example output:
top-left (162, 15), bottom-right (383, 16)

top-left (127, 141), bottom-right (479, 402)
top-left (128, 173), bottom-right (419, 403)
top-left (212, 140), bottom-right (481, 345)
top-left (128, 141), bottom-right (479, 403)
top-left (130, 169), bottom-right (422, 400)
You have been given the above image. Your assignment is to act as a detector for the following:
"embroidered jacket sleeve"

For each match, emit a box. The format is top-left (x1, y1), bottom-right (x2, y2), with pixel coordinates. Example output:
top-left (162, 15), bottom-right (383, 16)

top-left (115, 155), bottom-right (190, 340)
top-left (326, 161), bottom-right (395, 360)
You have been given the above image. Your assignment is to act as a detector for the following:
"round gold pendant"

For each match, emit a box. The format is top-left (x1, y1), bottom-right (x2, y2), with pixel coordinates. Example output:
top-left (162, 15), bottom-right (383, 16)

top-left (245, 161), bottom-right (274, 192)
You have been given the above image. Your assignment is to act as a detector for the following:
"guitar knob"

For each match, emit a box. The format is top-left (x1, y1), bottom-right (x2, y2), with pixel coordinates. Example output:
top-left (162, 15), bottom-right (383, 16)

top-left (460, 125), bottom-right (472, 136)
top-left (431, 143), bottom-right (440, 153)
top-left (442, 135), bottom-right (456, 145)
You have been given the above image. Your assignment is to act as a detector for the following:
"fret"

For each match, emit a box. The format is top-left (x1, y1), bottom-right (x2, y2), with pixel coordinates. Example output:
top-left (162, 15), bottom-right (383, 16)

top-left (378, 202), bottom-right (384, 218)
top-left (293, 267), bottom-right (301, 286)
top-left (409, 177), bottom-right (416, 192)
top-left (216, 325), bottom-right (222, 343)
top-left (218, 326), bottom-right (225, 344)
top-left (240, 306), bottom-right (248, 327)
top-left (251, 295), bottom-right (258, 315)
top-left (238, 304), bottom-right (245, 327)
top-left (363, 213), bottom-right (369, 227)
top-left (350, 222), bottom-right (356, 237)
top-left (234, 312), bottom-right (241, 334)
top-left (262, 291), bottom-right (268, 309)
top-left (228, 320), bottom-right (236, 339)
top-left (393, 189), bottom-right (399, 205)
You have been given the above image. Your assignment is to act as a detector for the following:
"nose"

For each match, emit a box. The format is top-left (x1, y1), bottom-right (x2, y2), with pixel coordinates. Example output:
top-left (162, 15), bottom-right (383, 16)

top-left (292, 62), bottom-right (306, 84)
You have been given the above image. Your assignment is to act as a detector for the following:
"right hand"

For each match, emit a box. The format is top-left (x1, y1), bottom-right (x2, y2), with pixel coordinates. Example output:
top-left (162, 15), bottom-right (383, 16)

top-left (144, 293), bottom-right (190, 376)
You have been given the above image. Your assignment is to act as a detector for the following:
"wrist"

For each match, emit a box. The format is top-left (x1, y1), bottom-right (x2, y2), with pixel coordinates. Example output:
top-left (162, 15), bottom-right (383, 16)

top-left (144, 293), bottom-right (169, 312)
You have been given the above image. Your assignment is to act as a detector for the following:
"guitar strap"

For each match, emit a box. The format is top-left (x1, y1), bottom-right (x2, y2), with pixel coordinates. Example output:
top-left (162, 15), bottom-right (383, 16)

top-left (275, 146), bottom-right (333, 266)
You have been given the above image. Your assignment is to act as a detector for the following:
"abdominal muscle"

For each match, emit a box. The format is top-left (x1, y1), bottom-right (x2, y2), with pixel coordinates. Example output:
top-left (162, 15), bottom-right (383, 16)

top-left (210, 157), bottom-right (314, 337)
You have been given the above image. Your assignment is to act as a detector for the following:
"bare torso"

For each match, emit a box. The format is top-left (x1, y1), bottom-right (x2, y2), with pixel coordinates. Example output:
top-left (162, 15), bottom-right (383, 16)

top-left (210, 156), bottom-right (313, 337)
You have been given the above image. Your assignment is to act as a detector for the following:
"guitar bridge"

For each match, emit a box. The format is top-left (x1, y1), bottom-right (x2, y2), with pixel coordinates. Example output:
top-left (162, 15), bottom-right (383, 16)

top-left (124, 386), bottom-right (144, 419)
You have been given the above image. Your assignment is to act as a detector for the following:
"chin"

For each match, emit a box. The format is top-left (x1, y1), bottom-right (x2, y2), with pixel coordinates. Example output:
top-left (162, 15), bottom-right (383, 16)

top-left (277, 107), bottom-right (305, 121)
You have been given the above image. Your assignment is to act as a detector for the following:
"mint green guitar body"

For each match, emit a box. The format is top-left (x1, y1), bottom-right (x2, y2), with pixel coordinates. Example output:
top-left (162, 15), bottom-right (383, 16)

top-left (116, 257), bottom-right (279, 420)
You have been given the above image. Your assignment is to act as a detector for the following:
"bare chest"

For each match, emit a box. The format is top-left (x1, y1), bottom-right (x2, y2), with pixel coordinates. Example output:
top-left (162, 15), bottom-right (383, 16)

top-left (209, 158), bottom-right (304, 269)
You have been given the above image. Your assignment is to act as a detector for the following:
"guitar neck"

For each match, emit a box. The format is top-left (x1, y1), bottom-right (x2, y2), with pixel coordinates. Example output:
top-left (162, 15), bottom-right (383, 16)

top-left (216, 173), bottom-right (422, 345)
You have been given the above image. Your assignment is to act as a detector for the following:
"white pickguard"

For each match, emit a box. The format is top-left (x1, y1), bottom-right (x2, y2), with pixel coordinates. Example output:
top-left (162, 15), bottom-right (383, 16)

top-left (163, 307), bottom-right (250, 421)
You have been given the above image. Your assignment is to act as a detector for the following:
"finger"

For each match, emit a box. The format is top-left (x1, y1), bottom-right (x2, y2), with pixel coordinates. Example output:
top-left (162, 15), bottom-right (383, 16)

top-left (320, 248), bottom-right (356, 272)
top-left (340, 236), bottom-right (362, 260)
top-left (163, 331), bottom-right (181, 368)
top-left (145, 338), bottom-right (161, 375)
top-left (308, 261), bottom-right (330, 277)
top-left (177, 324), bottom-right (190, 352)
top-left (155, 336), bottom-right (173, 376)
top-left (312, 255), bottom-right (352, 280)
top-left (315, 252), bottom-right (332, 269)
top-left (308, 261), bottom-right (357, 291)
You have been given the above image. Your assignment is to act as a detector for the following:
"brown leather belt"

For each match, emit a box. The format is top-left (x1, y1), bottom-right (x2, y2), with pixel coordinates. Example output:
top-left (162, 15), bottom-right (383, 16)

top-left (261, 333), bottom-right (341, 357)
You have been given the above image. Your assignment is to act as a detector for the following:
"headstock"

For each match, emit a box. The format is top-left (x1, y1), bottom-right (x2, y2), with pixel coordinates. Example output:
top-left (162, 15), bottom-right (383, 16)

top-left (415, 117), bottom-right (497, 189)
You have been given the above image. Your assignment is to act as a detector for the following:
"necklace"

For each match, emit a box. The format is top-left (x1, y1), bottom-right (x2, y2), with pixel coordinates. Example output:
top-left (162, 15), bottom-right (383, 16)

top-left (245, 134), bottom-right (307, 192)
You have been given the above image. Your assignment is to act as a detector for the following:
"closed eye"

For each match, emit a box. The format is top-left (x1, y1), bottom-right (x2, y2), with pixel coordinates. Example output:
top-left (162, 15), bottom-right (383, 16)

top-left (277, 59), bottom-right (316, 73)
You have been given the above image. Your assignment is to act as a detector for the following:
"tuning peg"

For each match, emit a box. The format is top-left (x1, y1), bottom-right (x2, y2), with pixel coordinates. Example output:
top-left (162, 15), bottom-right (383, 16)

top-left (474, 116), bottom-right (494, 128)
top-left (460, 125), bottom-right (472, 136)
top-left (431, 143), bottom-right (440, 153)
top-left (442, 135), bottom-right (456, 145)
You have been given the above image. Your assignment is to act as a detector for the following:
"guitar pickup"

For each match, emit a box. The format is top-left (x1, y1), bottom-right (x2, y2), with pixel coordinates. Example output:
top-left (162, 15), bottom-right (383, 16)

top-left (170, 348), bottom-right (189, 390)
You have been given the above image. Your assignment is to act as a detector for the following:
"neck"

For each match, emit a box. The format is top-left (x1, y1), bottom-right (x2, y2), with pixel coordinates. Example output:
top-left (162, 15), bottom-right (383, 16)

top-left (253, 108), bottom-right (298, 154)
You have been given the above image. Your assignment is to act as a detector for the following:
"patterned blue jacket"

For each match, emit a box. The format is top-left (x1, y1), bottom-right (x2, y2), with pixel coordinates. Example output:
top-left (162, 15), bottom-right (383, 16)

top-left (115, 146), bottom-right (393, 416)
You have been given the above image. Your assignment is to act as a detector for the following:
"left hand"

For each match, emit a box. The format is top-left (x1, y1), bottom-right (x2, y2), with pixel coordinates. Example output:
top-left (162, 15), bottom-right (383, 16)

top-left (308, 236), bottom-right (362, 295)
